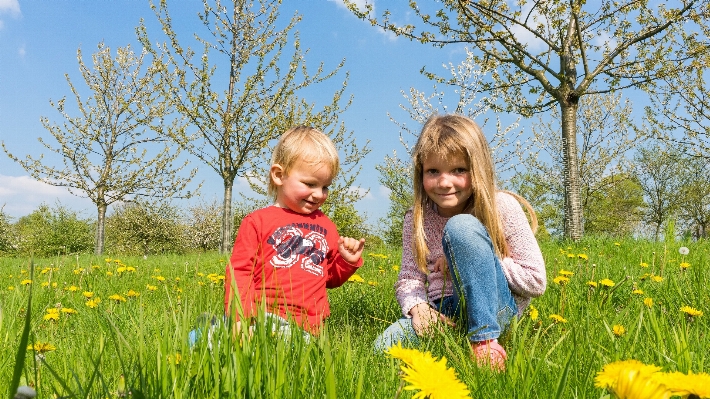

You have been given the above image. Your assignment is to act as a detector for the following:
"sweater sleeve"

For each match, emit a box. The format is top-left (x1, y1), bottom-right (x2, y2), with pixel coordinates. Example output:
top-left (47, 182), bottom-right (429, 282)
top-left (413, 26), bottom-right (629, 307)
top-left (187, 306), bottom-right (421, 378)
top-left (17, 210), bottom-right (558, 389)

top-left (497, 193), bottom-right (547, 298)
top-left (394, 210), bottom-right (430, 317)
top-left (326, 255), bottom-right (362, 288)
top-left (224, 215), bottom-right (260, 320)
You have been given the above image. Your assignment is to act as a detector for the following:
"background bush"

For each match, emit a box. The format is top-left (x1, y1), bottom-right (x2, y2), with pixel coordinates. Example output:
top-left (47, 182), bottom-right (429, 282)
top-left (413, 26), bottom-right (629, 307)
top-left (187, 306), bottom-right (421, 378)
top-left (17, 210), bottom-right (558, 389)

top-left (0, 206), bottom-right (18, 255)
top-left (104, 201), bottom-right (187, 256)
top-left (13, 203), bottom-right (93, 257)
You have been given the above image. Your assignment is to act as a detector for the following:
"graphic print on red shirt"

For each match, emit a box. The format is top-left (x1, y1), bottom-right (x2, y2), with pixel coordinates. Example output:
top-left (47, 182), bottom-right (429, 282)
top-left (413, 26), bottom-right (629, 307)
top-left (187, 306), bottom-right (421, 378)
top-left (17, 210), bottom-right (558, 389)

top-left (267, 223), bottom-right (329, 276)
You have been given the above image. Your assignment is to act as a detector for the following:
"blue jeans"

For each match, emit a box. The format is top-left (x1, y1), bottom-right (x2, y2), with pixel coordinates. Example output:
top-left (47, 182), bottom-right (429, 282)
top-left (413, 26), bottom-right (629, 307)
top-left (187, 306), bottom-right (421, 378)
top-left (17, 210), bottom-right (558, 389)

top-left (374, 214), bottom-right (517, 351)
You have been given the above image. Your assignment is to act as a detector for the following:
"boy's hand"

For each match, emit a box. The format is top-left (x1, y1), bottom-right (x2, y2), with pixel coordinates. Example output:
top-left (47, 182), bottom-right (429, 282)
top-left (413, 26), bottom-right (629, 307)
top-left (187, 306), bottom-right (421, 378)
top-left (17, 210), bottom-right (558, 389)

top-left (338, 237), bottom-right (365, 264)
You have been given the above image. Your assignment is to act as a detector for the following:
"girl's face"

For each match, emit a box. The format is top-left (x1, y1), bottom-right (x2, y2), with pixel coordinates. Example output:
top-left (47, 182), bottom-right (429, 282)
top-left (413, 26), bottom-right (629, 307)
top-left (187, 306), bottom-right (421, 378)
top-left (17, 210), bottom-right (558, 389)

top-left (422, 152), bottom-right (472, 217)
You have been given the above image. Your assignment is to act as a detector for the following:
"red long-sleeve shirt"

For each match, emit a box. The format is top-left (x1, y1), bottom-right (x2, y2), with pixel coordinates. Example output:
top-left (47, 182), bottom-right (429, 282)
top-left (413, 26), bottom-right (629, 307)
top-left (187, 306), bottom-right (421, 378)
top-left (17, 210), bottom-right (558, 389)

top-left (224, 206), bottom-right (361, 334)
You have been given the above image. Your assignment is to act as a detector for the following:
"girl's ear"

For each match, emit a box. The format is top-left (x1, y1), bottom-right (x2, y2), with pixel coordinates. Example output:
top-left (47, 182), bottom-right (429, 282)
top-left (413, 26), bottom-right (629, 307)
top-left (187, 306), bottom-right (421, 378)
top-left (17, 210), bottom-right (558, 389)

top-left (270, 164), bottom-right (285, 186)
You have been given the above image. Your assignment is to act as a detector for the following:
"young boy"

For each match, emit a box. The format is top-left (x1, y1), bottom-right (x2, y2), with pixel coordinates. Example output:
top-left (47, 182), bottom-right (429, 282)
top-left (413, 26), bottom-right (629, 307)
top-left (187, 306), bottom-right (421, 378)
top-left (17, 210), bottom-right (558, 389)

top-left (224, 126), bottom-right (365, 336)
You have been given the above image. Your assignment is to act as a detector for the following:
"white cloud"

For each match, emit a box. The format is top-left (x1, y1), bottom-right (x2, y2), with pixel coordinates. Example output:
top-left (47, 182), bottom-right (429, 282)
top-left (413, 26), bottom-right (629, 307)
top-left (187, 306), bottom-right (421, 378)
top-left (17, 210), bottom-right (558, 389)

top-left (328, 0), bottom-right (396, 41)
top-left (0, 174), bottom-right (94, 218)
top-left (593, 31), bottom-right (617, 51)
top-left (17, 43), bottom-right (25, 57)
top-left (329, 0), bottom-right (373, 14)
top-left (508, 2), bottom-right (547, 51)
top-left (0, 0), bottom-right (21, 16)
top-left (378, 185), bottom-right (391, 198)
top-left (347, 185), bottom-right (374, 200)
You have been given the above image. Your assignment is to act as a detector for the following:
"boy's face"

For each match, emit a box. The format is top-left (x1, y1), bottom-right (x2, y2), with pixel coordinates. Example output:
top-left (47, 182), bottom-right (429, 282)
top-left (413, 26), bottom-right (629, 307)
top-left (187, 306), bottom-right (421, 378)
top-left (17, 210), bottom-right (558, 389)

top-left (271, 159), bottom-right (333, 214)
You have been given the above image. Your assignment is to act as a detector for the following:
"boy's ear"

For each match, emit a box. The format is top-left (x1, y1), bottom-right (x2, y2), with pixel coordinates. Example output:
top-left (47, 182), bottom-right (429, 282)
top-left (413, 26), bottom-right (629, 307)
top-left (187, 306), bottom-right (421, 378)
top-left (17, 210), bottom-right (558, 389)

top-left (270, 164), bottom-right (285, 186)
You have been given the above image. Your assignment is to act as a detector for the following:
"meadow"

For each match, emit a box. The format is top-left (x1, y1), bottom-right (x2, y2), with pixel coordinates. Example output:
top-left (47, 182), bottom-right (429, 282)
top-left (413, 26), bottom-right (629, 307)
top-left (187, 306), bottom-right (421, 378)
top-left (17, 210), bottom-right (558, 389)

top-left (1, 237), bottom-right (709, 398)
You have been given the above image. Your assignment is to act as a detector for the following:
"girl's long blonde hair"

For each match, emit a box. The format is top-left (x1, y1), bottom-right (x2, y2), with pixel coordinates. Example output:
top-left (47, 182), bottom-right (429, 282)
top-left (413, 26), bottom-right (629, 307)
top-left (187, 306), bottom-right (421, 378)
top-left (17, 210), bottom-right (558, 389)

top-left (411, 114), bottom-right (537, 273)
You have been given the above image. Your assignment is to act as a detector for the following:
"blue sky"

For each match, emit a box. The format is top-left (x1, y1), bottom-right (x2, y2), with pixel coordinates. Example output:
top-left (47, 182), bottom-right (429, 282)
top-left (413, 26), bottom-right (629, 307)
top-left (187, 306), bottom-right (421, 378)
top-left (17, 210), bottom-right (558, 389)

top-left (0, 0), bottom-right (593, 229)
top-left (1, 0), bottom-right (484, 227)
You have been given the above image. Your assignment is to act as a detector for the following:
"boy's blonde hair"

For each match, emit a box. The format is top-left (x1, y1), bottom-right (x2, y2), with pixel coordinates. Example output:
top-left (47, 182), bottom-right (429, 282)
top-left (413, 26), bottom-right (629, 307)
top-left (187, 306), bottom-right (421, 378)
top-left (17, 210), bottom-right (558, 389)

top-left (267, 126), bottom-right (340, 199)
top-left (411, 114), bottom-right (537, 274)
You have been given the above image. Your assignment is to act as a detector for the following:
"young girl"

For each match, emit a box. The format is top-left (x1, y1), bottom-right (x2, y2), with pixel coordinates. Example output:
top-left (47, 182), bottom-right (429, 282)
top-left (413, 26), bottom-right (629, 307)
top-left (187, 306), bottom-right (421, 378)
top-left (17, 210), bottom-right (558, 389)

top-left (374, 114), bottom-right (546, 371)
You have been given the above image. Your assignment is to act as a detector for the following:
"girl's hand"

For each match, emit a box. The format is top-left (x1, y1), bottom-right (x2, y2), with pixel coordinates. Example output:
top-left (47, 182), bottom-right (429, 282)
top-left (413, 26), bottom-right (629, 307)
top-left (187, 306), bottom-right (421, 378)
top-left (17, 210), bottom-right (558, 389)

top-left (410, 303), bottom-right (455, 337)
top-left (338, 237), bottom-right (365, 264)
top-left (433, 256), bottom-right (449, 277)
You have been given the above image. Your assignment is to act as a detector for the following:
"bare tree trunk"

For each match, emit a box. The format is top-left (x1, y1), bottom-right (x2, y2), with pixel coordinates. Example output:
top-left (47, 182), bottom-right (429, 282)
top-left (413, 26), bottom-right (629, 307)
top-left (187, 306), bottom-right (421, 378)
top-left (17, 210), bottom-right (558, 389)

top-left (560, 101), bottom-right (583, 241)
top-left (220, 179), bottom-right (234, 254)
top-left (95, 203), bottom-right (107, 255)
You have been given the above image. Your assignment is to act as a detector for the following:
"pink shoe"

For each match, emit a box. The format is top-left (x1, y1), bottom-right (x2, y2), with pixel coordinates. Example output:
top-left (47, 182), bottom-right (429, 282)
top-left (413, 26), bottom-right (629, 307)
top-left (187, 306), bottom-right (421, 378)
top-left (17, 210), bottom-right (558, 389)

top-left (470, 339), bottom-right (507, 371)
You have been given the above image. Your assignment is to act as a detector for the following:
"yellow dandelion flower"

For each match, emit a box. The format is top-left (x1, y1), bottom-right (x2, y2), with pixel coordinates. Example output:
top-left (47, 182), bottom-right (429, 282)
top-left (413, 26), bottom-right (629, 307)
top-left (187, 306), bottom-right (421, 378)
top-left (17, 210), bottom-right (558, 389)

top-left (549, 314), bottom-right (568, 323)
top-left (679, 262), bottom-right (690, 269)
top-left (197, 272), bottom-right (205, 277)
top-left (639, 262), bottom-right (649, 268)
top-left (600, 279), bottom-right (615, 287)
top-left (106, 271), bottom-right (114, 277)
top-left (154, 276), bottom-right (166, 282)
top-left (41, 282), bottom-right (49, 288)
top-left (85, 300), bottom-right (99, 309)
top-left (167, 352), bottom-right (182, 365)
top-left (613, 325), bottom-right (626, 337)
top-left (386, 342), bottom-right (421, 366)
top-left (43, 312), bottom-right (59, 321)
top-left (558, 269), bottom-right (574, 276)
top-left (528, 305), bottom-right (539, 321)
top-left (661, 370), bottom-right (710, 398)
top-left (92, 264), bottom-right (100, 269)
top-left (20, 279), bottom-right (32, 286)
top-left (52, 282), bottom-right (57, 288)
top-left (553, 275), bottom-right (570, 285)
top-left (587, 281), bottom-right (598, 288)
top-left (614, 242), bottom-right (621, 246)
top-left (126, 289), bottom-right (140, 298)
top-left (368, 281), bottom-right (378, 286)
top-left (146, 284), bottom-right (158, 291)
top-left (640, 273), bottom-right (651, 280)
top-left (60, 308), bottom-right (77, 315)
top-left (126, 266), bottom-right (136, 272)
top-left (116, 266), bottom-right (127, 273)
top-left (680, 306), bottom-right (703, 317)
top-left (594, 360), bottom-right (668, 399)
top-left (387, 343), bottom-right (470, 399)
top-left (651, 275), bottom-right (663, 282)
top-left (67, 285), bottom-right (79, 292)
top-left (567, 253), bottom-right (575, 258)
top-left (7, 286), bottom-right (14, 290)
top-left (632, 289), bottom-right (644, 295)
top-left (644, 298), bottom-right (654, 308)
top-left (104, 258), bottom-right (112, 262)
top-left (83, 291), bottom-right (94, 299)
top-left (27, 342), bottom-right (56, 353)
top-left (577, 253), bottom-right (588, 260)
top-left (109, 294), bottom-right (127, 303)
top-left (347, 274), bottom-right (365, 283)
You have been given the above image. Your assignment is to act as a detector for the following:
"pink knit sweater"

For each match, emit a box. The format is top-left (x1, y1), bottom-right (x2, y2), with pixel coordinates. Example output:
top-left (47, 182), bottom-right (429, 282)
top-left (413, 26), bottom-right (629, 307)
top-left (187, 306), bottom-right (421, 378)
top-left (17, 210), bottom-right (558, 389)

top-left (395, 191), bottom-right (546, 318)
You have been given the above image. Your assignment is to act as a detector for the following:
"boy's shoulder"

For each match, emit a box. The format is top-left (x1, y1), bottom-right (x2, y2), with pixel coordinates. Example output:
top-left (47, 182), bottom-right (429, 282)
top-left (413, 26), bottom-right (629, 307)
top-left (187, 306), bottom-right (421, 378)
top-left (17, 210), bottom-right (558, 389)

top-left (246, 206), bottom-right (334, 226)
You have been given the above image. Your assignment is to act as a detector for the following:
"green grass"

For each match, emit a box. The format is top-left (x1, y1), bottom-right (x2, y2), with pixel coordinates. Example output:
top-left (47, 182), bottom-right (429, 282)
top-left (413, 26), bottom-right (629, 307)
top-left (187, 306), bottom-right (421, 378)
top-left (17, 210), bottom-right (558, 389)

top-left (1, 237), bottom-right (709, 397)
